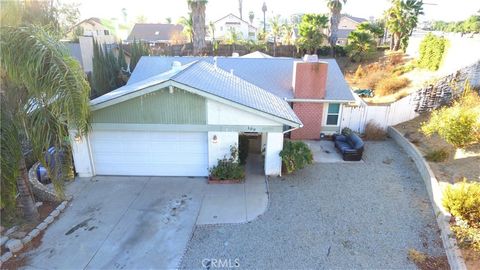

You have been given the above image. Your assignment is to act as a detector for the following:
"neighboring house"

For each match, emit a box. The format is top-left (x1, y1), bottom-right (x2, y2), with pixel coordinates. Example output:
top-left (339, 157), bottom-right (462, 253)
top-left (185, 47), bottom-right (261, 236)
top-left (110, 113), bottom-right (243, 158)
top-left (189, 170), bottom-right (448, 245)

top-left (240, 51), bottom-right (272, 58)
top-left (213, 13), bottom-right (257, 41)
top-left (69, 17), bottom-right (112, 37)
top-left (70, 55), bottom-right (355, 178)
top-left (126, 23), bottom-right (187, 45)
top-left (336, 14), bottom-right (368, 45)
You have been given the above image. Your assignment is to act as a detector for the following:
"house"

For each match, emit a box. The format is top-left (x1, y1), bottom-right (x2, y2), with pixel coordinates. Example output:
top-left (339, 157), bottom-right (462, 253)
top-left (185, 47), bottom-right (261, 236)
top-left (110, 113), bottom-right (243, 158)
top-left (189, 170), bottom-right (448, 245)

top-left (336, 15), bottom-right (368, 45)
top-left (70, 55), bottom-right (355, 178)
top-left (126, 23), bottom-right (187, 45)
top-left (213, 13), bottom-right (257, 41)
top-left (68, 17), bottom-right (112, 38)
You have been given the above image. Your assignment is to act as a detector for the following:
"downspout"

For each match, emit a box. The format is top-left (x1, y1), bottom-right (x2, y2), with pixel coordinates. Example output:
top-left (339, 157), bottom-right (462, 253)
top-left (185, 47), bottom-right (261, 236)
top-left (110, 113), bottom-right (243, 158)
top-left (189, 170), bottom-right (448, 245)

top-left (283, 124), bottom-right (303, 134)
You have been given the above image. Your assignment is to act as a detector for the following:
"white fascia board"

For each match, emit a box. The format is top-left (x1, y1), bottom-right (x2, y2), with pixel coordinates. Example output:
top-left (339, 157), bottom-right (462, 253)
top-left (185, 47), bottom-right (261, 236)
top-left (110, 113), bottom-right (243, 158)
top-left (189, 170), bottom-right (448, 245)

top-left (285, 98), bottom-right (355, 104)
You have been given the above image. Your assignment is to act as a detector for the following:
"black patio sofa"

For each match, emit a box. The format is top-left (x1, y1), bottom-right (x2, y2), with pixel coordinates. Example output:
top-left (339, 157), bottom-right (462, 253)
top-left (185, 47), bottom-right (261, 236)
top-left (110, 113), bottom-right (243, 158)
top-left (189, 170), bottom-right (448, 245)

top-left (332, 133), bottom-right (364, 161)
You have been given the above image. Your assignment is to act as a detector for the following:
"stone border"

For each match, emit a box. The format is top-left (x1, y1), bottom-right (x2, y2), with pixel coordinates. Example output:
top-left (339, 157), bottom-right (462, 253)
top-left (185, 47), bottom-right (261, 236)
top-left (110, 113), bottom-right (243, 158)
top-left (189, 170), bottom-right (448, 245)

top-left (0, 200), bottom-right (69, 265)
top-left (28, 162), bottom-right (58, 202)
top-left (388, 126), bottom-right (467, 270)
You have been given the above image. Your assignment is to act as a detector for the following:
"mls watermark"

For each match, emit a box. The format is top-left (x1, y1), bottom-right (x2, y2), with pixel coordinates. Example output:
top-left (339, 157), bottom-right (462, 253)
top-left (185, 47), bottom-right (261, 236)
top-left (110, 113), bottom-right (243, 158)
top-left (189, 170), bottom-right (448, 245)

top-left (202, 258), bottom-right (240, 268)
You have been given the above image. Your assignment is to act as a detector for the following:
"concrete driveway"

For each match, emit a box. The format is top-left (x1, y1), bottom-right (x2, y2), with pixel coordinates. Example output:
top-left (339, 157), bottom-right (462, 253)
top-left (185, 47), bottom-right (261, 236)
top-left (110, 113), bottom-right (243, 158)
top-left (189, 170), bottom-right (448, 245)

top-left (22, 176), bottom-right (206, 269)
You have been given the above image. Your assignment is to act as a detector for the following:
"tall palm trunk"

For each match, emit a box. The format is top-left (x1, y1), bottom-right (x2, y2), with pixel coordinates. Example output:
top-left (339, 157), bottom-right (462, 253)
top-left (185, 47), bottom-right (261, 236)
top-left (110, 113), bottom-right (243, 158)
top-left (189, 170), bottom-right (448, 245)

top-left (328, 10), bottom-right (341, 56)
top-left (189, 1), bottom-right (207, 55)
top-left (273, 37), bottom-right (277, 56)
top-left (18, 157), bottom-right (39, 222)
top-left (392, 32), bottom-right (401, 51)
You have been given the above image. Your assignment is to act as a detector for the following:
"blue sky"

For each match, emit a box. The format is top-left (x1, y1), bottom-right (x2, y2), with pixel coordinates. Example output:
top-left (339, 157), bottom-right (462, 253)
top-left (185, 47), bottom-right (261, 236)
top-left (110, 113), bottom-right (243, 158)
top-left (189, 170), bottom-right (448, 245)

top-left (72, 0), bottom-right (479, 25)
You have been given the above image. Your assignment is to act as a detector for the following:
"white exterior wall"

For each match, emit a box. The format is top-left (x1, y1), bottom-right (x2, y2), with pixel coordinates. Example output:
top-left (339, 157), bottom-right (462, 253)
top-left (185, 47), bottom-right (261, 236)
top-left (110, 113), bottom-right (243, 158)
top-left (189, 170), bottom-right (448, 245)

top-left (264, 132), bottom-right (284, 176)
top-left (207, 100), bottom-right (279, 126)
top-left (214, 14), bottom-right (256, 41)
top-left (69, 130), bottom-right (94, 177)
top-left (207, 132), bottom-right (238, 168)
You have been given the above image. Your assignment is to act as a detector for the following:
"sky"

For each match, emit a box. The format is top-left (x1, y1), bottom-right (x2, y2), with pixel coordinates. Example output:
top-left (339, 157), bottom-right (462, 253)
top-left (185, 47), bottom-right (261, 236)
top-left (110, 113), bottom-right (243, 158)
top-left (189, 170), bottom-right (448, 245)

top-left (71, 0), bottom-right (479, 25)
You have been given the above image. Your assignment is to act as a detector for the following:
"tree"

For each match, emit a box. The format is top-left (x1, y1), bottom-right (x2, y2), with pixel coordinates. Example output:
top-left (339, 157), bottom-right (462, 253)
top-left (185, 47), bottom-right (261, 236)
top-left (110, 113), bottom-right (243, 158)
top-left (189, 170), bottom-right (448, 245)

top-left (326, 0), bottom-right (347, 56)
top-left (345, 30), bottom-right (376, 62)
top-left (136, 14), bottom-right (147, 23)
top-left (178, 14), bottom-right (194, 43)
top-left (226, 28), bottom-right (241, 52)
top-left (249, 11), bottom-right (254, 25)
top-left (421, 83), bottom-right (480, 148)
top-left (269, 15), bottom-right (283, 56)
top-left (188, 0), bottom-right (208, 55)
top-left (166, 17), bottom-right (172, 24)
top-left (282, 22), bottom-right (295, 45)
top-left (91, 40), bottom-right (128, 97)
top-left (1, 26), bottom-right (91, 221)
top-left (262, 2), bottom-right (267, 32)
top-left (385, 0), bottom-right (424, 51)
top-left (129, 40), bottom-right (150, 72)
top-left (238, 0), bottom-right (243, 20)
top-left (121, 8), bottom-right (127, 23)
top-left (297, 14), bottom-right (329, 54)
top-left (357, 21), bottom-right (384, 40)
top-left (417, 33), bottom-right (448, 71)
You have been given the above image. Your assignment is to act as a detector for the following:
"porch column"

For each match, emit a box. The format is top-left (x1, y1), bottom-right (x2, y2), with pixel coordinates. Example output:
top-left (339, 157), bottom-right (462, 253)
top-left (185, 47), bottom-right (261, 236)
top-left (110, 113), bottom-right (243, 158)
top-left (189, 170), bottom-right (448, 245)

top-left (264, 132), bottom-right (284, 176)
top-left (69, 129), bottom-right (94, 177)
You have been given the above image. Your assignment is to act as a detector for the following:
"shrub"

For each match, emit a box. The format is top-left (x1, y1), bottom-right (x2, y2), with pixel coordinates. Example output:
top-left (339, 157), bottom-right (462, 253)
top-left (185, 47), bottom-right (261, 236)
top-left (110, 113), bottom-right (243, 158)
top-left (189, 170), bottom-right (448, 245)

top-left (421, 86), bottom-right (480, 148)
top-left (341, 127), bottom-right (353, 136)
top-left (345, 30), bottom-right (376, 62)
top-left (375, 76), bottom-right (411, 96)
top-left (443, 180), bottom-right (480, 227)
top-left (424, 148), bottom-right (449, 162)
top-left (209, 145), bottom-right (245, 180)
top-left (417, 33), bottom-right (448, 71)
top-left (354, 65), bottom-right (365, 80)
top-left (363, 121), bottom-right (387, 140)
top-left (238, 135), bottom-right (249, 165)
top-left (364, 70), bottom-right (386, 89)
top-left (279, 140), bottom-right (313, 174)
top-left (387, 53), bottom-right (404, 66)
top-left (450, 225), bottom-right (480, 252)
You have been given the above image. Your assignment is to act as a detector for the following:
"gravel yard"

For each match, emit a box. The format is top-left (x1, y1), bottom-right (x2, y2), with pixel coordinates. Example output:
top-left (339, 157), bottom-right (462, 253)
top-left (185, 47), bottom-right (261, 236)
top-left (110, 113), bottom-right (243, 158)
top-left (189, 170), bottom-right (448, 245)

top-left (180, 140), bottom-right (446, 269)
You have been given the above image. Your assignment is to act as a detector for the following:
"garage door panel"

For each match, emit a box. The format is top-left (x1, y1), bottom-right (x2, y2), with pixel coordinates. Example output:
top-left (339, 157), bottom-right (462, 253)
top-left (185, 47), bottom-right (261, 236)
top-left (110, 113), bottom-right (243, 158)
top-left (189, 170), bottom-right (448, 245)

top-left (90, 130), bottom-right (208, 176)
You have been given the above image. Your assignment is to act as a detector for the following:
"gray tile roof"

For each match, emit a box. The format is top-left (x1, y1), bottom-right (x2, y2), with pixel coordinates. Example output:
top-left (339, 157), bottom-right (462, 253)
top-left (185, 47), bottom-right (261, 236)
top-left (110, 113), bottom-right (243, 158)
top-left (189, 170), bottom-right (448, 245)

top-left (342, 14), bottom-right (368, 24)
top-left (92, 60), bottom-right (302, 125)
top-left (127, 24), bottom-right (185, 42)
top-left (128, 56), bottom-right (355, 101)
top-left (337, 29), bottom-right (353, 40)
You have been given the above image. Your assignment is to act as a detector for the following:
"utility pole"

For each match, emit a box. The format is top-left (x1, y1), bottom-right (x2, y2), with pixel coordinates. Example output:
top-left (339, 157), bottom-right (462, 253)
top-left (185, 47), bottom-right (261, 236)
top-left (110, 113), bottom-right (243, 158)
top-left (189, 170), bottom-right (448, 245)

top-left (262, 2), bottom-right (267, 33)
top-left (239, 0), bottom-right (243, 19)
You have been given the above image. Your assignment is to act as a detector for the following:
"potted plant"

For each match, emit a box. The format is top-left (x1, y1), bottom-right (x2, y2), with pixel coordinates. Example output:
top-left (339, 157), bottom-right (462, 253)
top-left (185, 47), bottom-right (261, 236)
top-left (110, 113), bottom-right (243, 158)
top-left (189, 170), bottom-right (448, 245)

top-left (208, 145), bottom-right (245, 184)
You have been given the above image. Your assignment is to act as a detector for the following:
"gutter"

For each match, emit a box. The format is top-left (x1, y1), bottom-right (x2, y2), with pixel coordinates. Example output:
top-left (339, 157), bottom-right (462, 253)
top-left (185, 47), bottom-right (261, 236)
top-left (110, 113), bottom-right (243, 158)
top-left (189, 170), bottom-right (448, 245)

top-left (284, 98), bottom-right (354, 103)
top-left (283, 125), bottom-right (303, 134)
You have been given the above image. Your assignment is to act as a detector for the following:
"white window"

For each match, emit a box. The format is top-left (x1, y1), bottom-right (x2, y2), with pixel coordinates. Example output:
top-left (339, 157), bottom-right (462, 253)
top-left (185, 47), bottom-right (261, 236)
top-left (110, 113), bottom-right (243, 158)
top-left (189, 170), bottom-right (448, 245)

top-left (155, 31), bottom-right (160, 35)
top-left (325, 103), bottom-right (341, 126)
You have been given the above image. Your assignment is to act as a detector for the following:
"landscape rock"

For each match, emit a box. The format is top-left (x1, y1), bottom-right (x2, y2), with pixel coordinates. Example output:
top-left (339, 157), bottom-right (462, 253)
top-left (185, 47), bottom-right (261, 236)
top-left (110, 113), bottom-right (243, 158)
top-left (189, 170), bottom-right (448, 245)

top-left (36, 222), bottom-right (48, 231)
top-left (5, 239), bottom-right (23, 253)
top-left (10, 231), bottom-right (27, 239)
top-left (5, 226), bottom-right (18, 236)
top-left (44, 216), bottom-right (54, 224)
top-left (0, 236), bottom-right (8, 246)
top-left (35, 201), bottom-right (44, 207)
top-left (22, 235), bottom-right (33, 244)
top-left (0, 251), bottom-right (12, 263)
top-left (28, 229), bottom-right (40, 238)
top-left (50, 209), bottom-right (60, 218)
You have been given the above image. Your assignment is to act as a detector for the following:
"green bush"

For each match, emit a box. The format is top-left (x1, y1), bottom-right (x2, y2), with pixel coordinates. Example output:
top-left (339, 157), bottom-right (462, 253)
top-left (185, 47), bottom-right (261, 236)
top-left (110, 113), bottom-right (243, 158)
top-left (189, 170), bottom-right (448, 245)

top-left (443, 180), bottom-right (480, 227)
top-left (424, 148), bottom-right (449, 162)
top-left (279, 140), bottom-right (313, 174)
top-left (345, 30), bottom-right (376, 62)
top-left (341, 127), bottom-right (353, 136)
top-left (209, 145), bottom-right (245, 180)
top-left (451, 224), bottom-right (480, 252)
top-left (421, 86), bottom-right (480, 148)
top-left (238, 135), bottom-right (249, 165)
top-left (417, 33), bottom-right (448, 71)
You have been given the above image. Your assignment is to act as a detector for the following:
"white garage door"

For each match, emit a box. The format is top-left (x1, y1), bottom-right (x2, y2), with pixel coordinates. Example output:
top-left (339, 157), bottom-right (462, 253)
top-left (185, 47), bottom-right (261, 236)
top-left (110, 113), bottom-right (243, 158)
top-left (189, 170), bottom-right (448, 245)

top-left (90, 130), bottom-right (208, 176)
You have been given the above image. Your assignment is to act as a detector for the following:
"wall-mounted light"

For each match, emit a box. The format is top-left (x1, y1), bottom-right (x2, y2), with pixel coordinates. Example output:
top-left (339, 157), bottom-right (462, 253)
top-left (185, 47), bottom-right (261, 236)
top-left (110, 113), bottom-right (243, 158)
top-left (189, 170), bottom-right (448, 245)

top-left (74, 135), bottom-right (82, 143)
top-left (212, 135), bottom-right (218, 144)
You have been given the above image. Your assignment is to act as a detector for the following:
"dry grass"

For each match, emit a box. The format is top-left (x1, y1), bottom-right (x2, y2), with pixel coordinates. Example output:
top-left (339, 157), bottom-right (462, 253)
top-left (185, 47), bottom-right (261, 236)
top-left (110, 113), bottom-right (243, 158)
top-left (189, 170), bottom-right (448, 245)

top-left (424, 148), bottom-right (449, 162)
top-left (375, 77), bottom-right (411, 96)
top-left (363, 121), bottom-right (387, 140)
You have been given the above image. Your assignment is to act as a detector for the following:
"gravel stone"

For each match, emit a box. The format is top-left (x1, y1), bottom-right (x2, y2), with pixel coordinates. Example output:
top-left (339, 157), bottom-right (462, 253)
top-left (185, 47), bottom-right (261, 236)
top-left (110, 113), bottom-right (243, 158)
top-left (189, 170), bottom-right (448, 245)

top-left (50, 209), bottom-right (60, 218)
top-left (5, 239), bottom-right (23, 253)
top-left (57, 201), bottom-right (67, 211)
top-left (22, 235), bottom-right (33, 244)
top-left (36, 222), bottom-right (48, 231)
top-left (44, 216), bottom-right (54, 224)
top-left (180, 140), bottom-right (445, 269)
top-left (28, 229), bottom-right (40, 238)
top-left (0, 251), bottom-right (12, 263)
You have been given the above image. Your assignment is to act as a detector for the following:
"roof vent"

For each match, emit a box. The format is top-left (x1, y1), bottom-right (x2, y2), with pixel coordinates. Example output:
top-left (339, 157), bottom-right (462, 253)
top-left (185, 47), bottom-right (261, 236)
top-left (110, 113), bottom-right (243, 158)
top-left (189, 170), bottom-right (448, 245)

top-left (171, 61), bottom-right (182, 72)
top-left (232, 52), bottom-right (239, 57)
top-left (303, 54), bottom-right (319, 62)
top-left (213, 56), bottom-right (218, 69)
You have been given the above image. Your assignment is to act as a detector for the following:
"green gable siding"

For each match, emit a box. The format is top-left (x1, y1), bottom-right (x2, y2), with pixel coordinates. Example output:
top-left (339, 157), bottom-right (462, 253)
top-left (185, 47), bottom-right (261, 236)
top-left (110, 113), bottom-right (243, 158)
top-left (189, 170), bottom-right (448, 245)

top-left (92, 88), bottom-right (206, 124)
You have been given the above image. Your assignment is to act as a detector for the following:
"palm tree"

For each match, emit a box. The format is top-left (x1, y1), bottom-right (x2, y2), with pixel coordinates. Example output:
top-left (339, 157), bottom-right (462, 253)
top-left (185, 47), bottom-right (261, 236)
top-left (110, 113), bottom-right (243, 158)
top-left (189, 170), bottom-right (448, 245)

top-left (270, 15), bottom-right (282, 56)
top-left (238, 0), bottom-right (243, 20)
top-left (262, 2), bottom-right (267, 32)
top-left (326, 0), bottom-right (347, 56)
top-left (178, 14), bottom-right (194, 43)
top-left (0, 25), bottom-right (91, 222)
top-left (282, 22), bottom-right (295, 45)
top-left (249, 11), bottom-right (254, 25)
top-left (345, 31), bottom-right (376, 62)
top-left (386, 0), bottom-right (423, 51)
top-left (187, 0), bottom-right (208, 55)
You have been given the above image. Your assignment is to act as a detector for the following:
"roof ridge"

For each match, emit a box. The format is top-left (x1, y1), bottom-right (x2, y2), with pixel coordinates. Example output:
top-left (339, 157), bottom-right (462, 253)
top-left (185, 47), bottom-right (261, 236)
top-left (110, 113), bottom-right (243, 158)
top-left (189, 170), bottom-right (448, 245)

top-left (170, 60), bottom-right (201, 80)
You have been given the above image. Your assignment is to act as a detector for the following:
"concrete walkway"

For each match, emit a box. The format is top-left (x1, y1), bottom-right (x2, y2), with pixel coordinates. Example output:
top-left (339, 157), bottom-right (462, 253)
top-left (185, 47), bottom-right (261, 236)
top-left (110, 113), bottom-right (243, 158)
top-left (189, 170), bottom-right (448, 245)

top-left (196, 154), bottom-right (268, 224)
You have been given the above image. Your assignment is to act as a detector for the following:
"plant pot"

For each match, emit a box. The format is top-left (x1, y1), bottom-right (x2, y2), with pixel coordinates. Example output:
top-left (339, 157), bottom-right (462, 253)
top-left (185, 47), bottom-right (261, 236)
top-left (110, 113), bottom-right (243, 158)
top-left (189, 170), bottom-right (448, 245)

top-left (208, 177), bottom-right (244, 184)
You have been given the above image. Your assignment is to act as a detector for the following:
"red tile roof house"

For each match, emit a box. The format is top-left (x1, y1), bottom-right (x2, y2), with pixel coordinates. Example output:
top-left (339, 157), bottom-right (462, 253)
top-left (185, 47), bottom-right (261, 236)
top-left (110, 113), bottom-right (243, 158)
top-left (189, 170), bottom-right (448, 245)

top-left (69, 54), bottom-right (356, 178)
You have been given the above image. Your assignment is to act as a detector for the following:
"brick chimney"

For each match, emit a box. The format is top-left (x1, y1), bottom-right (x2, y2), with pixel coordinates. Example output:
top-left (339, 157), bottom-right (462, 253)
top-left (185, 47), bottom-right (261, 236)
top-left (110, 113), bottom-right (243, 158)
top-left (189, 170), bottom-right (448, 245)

top-left (291, 55), bottom-right (329, 140)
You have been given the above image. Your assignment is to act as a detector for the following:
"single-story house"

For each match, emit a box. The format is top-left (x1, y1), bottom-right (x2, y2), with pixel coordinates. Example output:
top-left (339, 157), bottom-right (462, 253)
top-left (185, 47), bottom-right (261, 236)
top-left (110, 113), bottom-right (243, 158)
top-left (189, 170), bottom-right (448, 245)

top-left (336, 15), bottom-right (369, 45)
top-left (126, 23), bottom-right (187, 45)
top-left (70, 55), bottom-right (355, 178)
